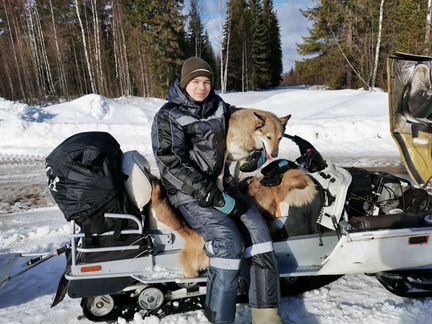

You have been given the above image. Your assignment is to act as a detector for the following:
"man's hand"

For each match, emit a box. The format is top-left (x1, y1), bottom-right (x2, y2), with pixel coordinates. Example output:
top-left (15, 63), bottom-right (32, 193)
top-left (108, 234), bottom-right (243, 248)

top-left (198, 186), bottom-right (220, 207)
top-left (199, 187), bottom-right (245, 217)
top-left (213, 192), bottom-right (245, 218)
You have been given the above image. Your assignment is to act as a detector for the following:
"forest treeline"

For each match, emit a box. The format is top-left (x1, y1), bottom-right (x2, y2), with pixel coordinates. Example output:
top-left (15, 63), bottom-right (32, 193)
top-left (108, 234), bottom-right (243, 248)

top-left (294, 0), bottom-right (432, 90)
top-left (0, 0), bottom-right (282, 104)
top-left (2, 0), bottom-right (431, 104)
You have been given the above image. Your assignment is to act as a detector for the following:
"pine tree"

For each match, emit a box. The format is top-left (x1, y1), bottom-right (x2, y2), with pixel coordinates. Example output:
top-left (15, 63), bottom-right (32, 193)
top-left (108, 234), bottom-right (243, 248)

top-left (124, 0), bottom-right (185, 97)
top-left (201, 31), bottom-right (218, 85)
top-left (185, 0), bottom-right (217, 85)
top-left (297, 1), bottom-right (344, 88)
top-left (186, 0), bottom-right (204, 57)
top-left (222, 0), bottom-right (248, 91)
top-left (263, 0), bottom-right (282, 88)
top-left (296, 0), bottom-right (431, 90)
top-left (251, 0), bottom-right (271, 89)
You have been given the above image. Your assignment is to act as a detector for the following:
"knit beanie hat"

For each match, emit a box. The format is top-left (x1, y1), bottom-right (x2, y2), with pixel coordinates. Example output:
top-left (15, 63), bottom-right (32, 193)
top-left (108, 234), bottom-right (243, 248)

top-left (180, 57), bottom-right (213, 89)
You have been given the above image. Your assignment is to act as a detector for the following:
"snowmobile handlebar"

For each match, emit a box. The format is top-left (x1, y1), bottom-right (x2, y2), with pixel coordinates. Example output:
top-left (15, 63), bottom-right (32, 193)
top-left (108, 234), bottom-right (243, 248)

top-left (283, 134), bottom-right (327, 173)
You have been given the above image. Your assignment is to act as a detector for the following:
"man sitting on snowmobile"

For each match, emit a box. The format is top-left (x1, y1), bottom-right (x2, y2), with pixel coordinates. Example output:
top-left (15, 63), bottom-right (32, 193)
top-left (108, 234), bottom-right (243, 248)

top-left (151, 57), bottom-right (286, 324)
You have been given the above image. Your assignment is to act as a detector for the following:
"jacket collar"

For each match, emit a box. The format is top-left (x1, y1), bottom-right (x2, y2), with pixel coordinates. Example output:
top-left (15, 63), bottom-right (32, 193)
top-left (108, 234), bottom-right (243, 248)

top-left (168, 79), bottom-right (223, 118)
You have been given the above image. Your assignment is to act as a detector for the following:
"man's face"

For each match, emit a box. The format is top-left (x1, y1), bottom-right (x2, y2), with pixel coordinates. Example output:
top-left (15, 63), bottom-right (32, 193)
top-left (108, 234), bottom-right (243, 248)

top-left (185, 76), bottom-right (211, 103)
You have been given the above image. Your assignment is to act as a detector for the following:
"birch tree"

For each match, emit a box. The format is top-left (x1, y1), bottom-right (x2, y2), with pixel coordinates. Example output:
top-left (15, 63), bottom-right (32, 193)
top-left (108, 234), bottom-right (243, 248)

top-left (90, 0), bottom-right (104, 94)
top-left (112, 1), bottom-right (131, 96)
top-left (371, 0), bottom-right (385, 89)
top-left (26, 3), bottom-right (43, 95)
top-left (213, 0), bottom-right (227, 93)
top-left (49, 0), bottom-right (68, 97)
top-left (75, 0), bottom-right (96, 93)
top-left (34, 3), bottom-right (56, 95)
top-left (426, 0), bottom-right (432, 53)
top-left (223, 21), bottom-right (230, 93)
top-left (3, 1), bottom-right (25, 100)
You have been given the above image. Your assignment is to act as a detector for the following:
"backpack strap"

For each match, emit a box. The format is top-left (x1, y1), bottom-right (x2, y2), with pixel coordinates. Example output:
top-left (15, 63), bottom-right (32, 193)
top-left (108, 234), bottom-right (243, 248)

top-left (112, 219), bottom-right (124, 240)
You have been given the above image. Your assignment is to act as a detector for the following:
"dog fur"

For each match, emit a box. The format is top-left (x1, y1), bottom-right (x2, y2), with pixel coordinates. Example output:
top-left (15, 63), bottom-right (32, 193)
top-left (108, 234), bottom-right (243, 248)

top-left (240, 169), bottom-right (318, 222)
top-left (226, 109), bottom-right (291, 161)
top-left (149, 176), bottom-right (209, 278)
top-left (149, 169), bottom-right (317, 278)
top-left (217, 108), bottom-right (291, 190)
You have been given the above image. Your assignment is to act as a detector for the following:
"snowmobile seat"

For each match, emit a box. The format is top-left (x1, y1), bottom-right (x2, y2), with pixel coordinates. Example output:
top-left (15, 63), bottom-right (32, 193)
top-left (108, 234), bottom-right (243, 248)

top-left (349, 212), bottom-right (432, 231)
top-left (121, 150), bottom-right (152, 214)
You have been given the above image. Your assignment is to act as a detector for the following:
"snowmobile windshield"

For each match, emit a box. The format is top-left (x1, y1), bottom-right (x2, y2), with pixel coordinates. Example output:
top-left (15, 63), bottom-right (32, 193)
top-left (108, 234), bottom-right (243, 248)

top-left (388, 52), bottom-right (432, 186)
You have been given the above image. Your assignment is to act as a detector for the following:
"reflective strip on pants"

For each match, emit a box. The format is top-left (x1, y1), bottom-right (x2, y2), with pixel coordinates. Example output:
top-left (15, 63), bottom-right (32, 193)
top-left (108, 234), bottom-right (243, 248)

top-left (210, 257), bottom-right (241, 270)
top-left (245, 241), bottom-right (274, 258)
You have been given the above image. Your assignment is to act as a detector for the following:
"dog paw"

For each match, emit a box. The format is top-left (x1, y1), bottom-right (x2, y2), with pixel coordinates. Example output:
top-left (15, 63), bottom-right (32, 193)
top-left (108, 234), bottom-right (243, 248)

top-left (181, 268), bottom-right (199, 278)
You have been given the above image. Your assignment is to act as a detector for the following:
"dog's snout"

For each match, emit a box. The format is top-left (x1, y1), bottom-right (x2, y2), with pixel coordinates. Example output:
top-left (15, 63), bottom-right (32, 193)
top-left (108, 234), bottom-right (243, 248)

top-left (271, 152), bottom-right (278, 158)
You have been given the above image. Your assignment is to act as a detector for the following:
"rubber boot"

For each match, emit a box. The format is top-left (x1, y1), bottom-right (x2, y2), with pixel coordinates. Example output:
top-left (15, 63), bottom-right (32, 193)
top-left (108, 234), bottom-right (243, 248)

top-left (251, 308), bottom-right (284, 324)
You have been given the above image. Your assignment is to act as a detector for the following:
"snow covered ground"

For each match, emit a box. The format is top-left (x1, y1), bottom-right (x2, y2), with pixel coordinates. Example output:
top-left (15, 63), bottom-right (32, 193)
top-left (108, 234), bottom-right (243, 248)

top-left (1, 87), bottom-right (430, 324)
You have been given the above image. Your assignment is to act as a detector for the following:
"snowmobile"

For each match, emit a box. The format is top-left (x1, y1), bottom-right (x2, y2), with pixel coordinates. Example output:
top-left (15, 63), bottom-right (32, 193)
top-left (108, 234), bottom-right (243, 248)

top-left (2, 52), bottom-right (432, 322)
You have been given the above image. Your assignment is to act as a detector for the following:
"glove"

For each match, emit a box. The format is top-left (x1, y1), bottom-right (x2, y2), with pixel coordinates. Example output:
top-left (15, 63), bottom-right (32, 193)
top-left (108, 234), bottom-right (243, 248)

top-left (223, 164), bottom-right (237, 194)
top-left (239, 148), bottom-right (267, 172)
top-left (198, 186), bottom-right (220, 207)
top-left (213, 192), bottom-right (245, 218)
top-left (199, 187), bottom-right (245, 217)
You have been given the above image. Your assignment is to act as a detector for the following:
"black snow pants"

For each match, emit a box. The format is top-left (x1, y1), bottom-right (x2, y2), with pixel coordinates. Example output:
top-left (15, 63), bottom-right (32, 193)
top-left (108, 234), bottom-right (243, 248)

top-left (177, 193), bottom-right (280, 324)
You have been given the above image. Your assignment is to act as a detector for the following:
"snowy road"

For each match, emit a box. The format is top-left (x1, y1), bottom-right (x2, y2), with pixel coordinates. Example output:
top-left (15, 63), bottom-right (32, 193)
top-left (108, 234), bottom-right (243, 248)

top-left (0, 157), bottom-right (55, 215)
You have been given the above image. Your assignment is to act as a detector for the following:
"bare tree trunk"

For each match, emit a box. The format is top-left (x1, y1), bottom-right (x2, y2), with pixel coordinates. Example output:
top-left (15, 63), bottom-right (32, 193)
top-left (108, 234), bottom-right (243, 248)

top-left (223, 26), bottom-right (230, 93)
top-left (144, 53), bottom-right (151, 97)
top-left (120, 25), bottom-right (131, 96)
top-left (112, 1), bottom-right (131, 96)
top-left (34, 4), bottom-right (56, 96)
top-left (112, 2), bottom-right (121, 93)
top-left (242, 41), bottom-right (245, 92)
top-left (25, 4), bottom-right (44, 95)
top-left (72, 41), bottom-right (84, 94)
top-left (138, 45), bottom-right (146, 97)
top-left (75, 0), bottom-right (96, 93)
top-left (214, 0), bottom-right (227, 92)
top-left (426, 0), bottom-right (432, 53)
top-left (91, 0), bottom-right (104, 94)
top-left (4, 1), bottom-right (25, 100)
top-left (2, 54), bottom-right (14, 98)
top-left (371, 0), bottom-right (385, 89)
top-left (346, 15), bottom-right (353, 89)
top-left (49, 0), bottom-right (68, 98)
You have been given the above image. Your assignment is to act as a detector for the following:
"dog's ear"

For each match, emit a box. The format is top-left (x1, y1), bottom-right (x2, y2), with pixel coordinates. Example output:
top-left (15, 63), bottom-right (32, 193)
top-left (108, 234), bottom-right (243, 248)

top-left (254, 112), bottom-right (266, 129)
top-left (279, 114), bottom-right (291, 127)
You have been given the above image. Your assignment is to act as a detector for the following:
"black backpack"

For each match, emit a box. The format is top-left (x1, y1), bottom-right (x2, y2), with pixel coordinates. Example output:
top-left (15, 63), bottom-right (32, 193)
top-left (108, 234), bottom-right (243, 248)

top-left (46, 132), bottom-right (130, 234)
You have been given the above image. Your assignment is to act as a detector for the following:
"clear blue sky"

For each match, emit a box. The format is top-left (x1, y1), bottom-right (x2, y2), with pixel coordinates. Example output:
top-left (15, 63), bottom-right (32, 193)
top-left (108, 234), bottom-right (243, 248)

top-left (193, 0), bottom-right (314, 73)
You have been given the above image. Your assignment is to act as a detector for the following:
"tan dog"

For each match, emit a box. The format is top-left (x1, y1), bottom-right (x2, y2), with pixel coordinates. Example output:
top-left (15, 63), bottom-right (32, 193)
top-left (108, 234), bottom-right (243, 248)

top-left (150, 169), bottom-right (317, 278)
top-left (149, 176), bottom-right (209, 278)
top-left (227, 109), bottom-right (291, 162)
top-left (217, 109), bottom-right (291, 190)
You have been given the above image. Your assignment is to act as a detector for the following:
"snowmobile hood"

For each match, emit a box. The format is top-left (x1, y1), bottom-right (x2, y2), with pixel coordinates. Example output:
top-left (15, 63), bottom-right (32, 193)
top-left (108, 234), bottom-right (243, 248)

top-left (387, 52), bottom-right (432, 187)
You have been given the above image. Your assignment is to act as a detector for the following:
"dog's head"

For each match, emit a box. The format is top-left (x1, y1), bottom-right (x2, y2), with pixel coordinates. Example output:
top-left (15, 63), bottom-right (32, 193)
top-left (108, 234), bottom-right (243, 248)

top-left (253, 112), bottom-right (291, 159)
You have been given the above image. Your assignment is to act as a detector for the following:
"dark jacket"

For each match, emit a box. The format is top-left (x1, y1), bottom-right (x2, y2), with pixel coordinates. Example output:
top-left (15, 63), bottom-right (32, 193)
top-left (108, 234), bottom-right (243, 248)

top-left (151, 80), bottom-right (233, 206)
